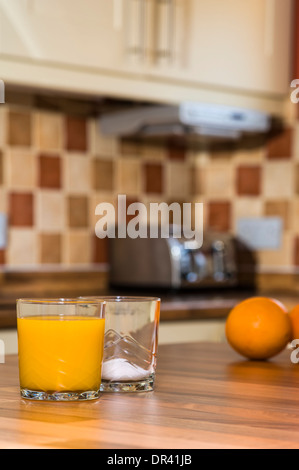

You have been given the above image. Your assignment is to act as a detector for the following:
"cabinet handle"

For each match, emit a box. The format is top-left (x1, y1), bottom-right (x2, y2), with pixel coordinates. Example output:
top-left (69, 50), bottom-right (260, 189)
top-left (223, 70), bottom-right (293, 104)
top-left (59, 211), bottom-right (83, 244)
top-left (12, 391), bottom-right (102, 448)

top-left (264, 0), bottom-right (276, 57)
top-left (155, 0), bottom-right (175, 64)
top-left (126, 0), bottom-right (146, 62)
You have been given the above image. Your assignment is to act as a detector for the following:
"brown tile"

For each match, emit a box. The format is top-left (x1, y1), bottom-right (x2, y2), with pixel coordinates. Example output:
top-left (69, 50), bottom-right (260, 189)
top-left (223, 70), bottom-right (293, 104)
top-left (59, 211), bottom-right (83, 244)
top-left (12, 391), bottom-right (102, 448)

top-left (144, 163), bottom-right (164, 194)
top-left (40, 234), bottom-right (62, 264)
top-left (68, 196), bottom-right (89, 228)
top-left (93, 159), bottom-right (114, 191)
top-left (236, 166), bottom-right (261, 196)
top-left (65, 116), bottom-right (87, 152)
top-left (38, 154), bottom-right (62, 189)
top-left (0, 151), bottom-right (3, 185)
top-left (93, 235), bottom-right (109, 264)
top-left (0, 249), bottom-right (5, 265)
top-left (208, 201), bottom-right (231, 232)
top-left (9, 192), bottom-right (34, 227)
top-left (7, 110), bottom-right (32, 147)
top-left (294, 236), bottom-right (299, 267)
top-left (264, 200), bottom-right (289, 230)
top-left (267, 128), bottom-right (293, 159)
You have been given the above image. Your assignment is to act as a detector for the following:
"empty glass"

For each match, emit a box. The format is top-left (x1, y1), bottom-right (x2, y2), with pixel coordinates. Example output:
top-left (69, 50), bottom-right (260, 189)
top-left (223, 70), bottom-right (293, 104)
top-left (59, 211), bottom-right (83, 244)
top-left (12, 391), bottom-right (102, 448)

top-left (81, 296), bottom-right (160, 392)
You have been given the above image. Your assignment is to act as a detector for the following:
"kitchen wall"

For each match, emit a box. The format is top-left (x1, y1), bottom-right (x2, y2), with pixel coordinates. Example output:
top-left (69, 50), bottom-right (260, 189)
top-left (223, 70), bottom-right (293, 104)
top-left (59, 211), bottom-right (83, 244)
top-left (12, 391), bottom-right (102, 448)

top-left (0, 92), bottom-right (298, 273)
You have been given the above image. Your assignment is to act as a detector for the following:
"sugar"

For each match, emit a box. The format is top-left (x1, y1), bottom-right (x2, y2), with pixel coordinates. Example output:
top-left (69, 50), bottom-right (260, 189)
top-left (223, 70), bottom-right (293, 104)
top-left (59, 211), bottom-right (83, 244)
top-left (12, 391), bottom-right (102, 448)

top-left (101, 358), bottom-right (149, 381)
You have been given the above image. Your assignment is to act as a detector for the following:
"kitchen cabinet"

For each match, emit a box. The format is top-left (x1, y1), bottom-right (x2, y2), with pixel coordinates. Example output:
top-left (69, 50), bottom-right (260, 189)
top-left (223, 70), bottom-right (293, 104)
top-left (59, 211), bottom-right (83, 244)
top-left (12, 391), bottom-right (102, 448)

top-left (0, 0), bottom-right (293, 114)
top-left (149, 0), bottom-right (293, 96)
top-left (0, 0), bottom-right (144, 75)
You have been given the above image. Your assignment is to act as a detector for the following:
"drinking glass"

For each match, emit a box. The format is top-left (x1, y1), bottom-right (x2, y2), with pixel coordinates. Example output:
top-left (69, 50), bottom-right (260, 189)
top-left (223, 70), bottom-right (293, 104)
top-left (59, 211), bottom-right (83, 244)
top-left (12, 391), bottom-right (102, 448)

top-left (81, 296), bottom-right (160, 392)
top-left (17, 298), bottom-right (106, 401)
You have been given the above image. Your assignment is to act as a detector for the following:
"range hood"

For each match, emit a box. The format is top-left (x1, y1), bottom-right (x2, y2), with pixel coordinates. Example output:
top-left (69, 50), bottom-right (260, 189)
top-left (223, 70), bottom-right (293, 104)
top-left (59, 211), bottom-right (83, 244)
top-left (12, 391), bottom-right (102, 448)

top-left (99, 102), bottom-right (271, 142)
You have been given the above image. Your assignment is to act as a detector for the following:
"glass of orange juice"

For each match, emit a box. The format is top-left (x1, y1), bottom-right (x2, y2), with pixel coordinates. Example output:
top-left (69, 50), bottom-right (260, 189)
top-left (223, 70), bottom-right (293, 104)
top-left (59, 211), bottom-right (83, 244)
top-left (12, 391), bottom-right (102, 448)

top-left (17, 298), bottom-right (106, 401)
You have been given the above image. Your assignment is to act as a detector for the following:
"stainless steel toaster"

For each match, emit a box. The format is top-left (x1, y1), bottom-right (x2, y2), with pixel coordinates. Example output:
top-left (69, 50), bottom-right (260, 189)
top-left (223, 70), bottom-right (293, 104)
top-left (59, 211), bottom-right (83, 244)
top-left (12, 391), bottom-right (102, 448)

top-left (108, 228), bottom-right (256, 289)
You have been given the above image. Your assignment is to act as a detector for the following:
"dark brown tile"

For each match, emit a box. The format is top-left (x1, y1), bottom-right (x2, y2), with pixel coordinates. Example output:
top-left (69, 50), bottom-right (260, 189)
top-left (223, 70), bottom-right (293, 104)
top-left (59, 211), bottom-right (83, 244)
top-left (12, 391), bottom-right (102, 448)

top-left (93, 159), bottom-right (114, 191)
top-left (66, 116), bottom-right (87, 152)
top-left (168, 143), bottom-right (186, 161)
top-left (294, 236), bottom-right (299, 267)
top-left (39, 154), bottom-right (62, 189)
top-left (144, 163), bottom-right (164, 194)
top-left (9, 192), bottom-right (34, 226)
top-left (208, 201), bottom-right (231, 232)
top-left (236, 166), bottom-right (262, 196)
top-left (267, 128), bottom-right (293, 159)
top-left (40, 234), bottom-right (62, 264)
top-left (68, 196), bottom-right (89, 228)
top-left (0, 249), bottom-right (5, 265)
top-left (265, 200), bottom-right (289, 230)
top-left (93, 235), bottom-right (109, 264)
top-left (7, 110), bottom-right (32, 147)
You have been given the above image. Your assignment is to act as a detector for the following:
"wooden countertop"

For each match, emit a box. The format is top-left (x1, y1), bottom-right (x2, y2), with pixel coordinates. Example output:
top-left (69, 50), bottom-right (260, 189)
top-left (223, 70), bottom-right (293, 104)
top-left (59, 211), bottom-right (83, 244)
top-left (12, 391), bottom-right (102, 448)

top-left (0, 342), bottom-right (299, 449)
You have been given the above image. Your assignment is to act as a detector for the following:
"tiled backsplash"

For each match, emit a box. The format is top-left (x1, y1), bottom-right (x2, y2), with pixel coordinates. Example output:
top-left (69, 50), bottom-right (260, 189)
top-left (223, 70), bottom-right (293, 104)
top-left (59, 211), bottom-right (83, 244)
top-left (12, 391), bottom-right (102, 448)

top-left (0, 93), bottom-right (298, 272)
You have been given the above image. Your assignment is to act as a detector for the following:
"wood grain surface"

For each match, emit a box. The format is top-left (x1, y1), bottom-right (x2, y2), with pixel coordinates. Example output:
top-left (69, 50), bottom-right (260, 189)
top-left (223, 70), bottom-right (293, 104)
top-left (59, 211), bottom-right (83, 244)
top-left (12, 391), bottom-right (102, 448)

top-left (0, 342), bottom-right (298, 449)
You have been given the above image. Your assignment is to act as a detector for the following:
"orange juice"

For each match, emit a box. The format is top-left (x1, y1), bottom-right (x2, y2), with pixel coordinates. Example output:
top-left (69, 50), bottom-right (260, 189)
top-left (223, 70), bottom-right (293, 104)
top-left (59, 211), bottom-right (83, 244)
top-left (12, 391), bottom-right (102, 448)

top-left (17, 316), bottom-right (105, 393)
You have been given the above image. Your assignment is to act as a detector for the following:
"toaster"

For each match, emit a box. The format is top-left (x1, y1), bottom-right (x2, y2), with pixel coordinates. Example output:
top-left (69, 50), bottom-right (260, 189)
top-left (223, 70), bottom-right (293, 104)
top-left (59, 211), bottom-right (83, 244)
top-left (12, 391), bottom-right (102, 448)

top-left (108, 227), bottom-right (256, 290)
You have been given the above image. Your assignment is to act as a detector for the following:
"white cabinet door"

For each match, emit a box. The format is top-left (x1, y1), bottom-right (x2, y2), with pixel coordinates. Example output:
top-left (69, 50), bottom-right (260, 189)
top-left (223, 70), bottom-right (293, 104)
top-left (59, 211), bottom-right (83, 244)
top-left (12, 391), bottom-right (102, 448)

top-left (0, 0), bottom-right (144, 75)
top-left (149, 0), bottom-right (293, 96)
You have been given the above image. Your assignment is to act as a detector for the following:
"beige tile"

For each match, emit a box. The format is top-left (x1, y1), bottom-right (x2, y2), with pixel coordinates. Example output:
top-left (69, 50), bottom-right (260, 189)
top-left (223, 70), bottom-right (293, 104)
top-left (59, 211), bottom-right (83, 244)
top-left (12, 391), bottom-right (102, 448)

top-left (89, 120), bottom-right (118, 157)
top-left (257, 233), bottom-right (293, 269)
top-left (166, 162), bottom-right (192, 199)
top-left (7, 229), bottom-right (37, 266)
top-left (65, 231), bottom-right (92, 264)
top-left (140, 144), bottom-right (167, 161)
top-left (263, 162), bottom-right (294, 199)
top-left (0, 188), bottom-right (7, 212)
top-left (36, 191), bottom-right (66, 233)
top-left (293, 122), bottom-right (299, 161)
top-left (292, 199), bottom-right (299, 232)
top-left (117, 157), bottom-right (142, 196)
top-left (233, 147), bottom-right (265, 164)
top-left (7, 150), bottom-right (37, 189)
top-left (64, 154), bottom-right (91, 194)
top-left (202, 165), bottom-right (234, 198)
top-left (233, 198), bottom-right (263, 232)
top-left (0, 107), bottom-right (6, 146)
top-left (35, 111), bottom-right (63, 151)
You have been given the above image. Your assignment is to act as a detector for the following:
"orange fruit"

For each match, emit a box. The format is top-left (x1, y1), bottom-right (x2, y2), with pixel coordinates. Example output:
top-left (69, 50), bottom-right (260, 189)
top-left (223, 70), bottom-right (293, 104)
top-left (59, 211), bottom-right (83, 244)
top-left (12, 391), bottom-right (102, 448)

top-left (225, 297), bottom-right (291, 360)
top-left (289, 305), bottom-right (299, 340)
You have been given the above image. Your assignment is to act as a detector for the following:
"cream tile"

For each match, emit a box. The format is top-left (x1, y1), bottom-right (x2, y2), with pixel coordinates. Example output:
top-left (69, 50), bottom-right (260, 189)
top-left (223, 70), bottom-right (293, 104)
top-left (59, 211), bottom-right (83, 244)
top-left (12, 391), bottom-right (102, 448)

top-left (293, 122), bottom-right (299, 161)
top-left (263, 162), bottom-right (294, 199)
top-left (202, 165), bottom-right (234, 198)
top-left (117, 157), bottom-right (142, 196)
top-left (36, 191), bottom-right (66, 233)
top-left (233, 198), bottom-right (264, 232)
top-left (7, 228), bottom-right (37, 266)
top-left (257, 233), bottom-right (293, 269)
top-left (64, 154), bottom-right (92, 194)
top-left (292, 199), bottom-right (299, 232)
top-left (35, 111), bottom-right (63, 151)
top-left (0, 188), bottom-right (7, 212)
top-left (166, 162), bottom-right (192, 199)
top-left (0, 106), bottom-right (6, 146)
top-left (89, 119), bottom-right (118, 157)
top-left (233, 147), bottom-right (265, 164)
top-left (65, 231), bottom-right (92, 264)
top-left (7, 150), bottom-right (37, 189)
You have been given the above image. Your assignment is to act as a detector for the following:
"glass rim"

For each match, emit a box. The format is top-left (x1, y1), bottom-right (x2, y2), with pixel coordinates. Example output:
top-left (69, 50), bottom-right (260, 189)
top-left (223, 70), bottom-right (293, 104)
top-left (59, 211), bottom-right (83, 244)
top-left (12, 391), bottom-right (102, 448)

top-left (17, 298), bottom-right (106, 306)
top-left (80, 296), bottom-right (161, 303)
